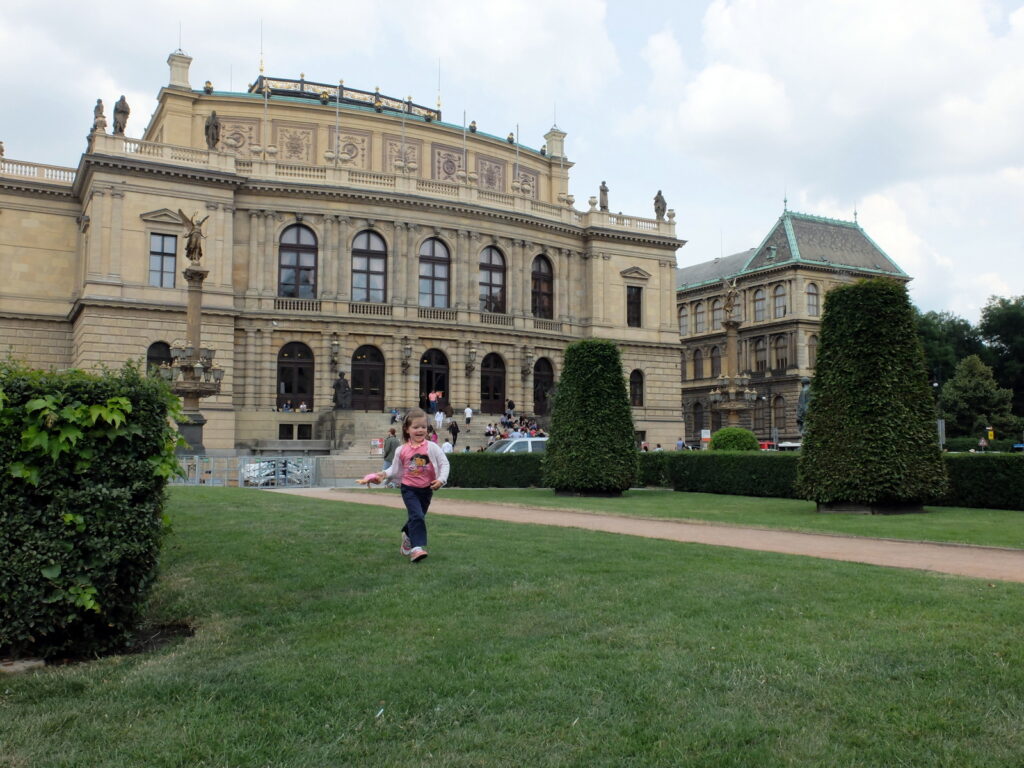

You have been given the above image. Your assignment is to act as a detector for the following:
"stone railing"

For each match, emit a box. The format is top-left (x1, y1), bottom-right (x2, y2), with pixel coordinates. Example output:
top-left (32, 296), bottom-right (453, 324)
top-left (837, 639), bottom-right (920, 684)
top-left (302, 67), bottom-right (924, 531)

top-left (73, 136), bottom-right (676, 237)
top-left (0, 158), bottom-right (76, 185)
top-left (273, 297), bottom-right (322, 312)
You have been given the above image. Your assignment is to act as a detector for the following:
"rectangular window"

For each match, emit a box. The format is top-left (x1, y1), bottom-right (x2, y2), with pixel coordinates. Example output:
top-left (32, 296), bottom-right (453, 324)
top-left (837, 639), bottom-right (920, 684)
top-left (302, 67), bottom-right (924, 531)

top-left (626, 286), bottom-right (642, 328)
top-left (148, 234), bottom-right (177, 288)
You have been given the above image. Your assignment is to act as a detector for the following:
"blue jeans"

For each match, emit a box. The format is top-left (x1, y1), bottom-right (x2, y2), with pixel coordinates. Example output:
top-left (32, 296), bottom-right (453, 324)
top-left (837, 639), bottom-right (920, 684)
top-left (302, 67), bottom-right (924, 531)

top-left (400, 485), bottom-right (433, 548)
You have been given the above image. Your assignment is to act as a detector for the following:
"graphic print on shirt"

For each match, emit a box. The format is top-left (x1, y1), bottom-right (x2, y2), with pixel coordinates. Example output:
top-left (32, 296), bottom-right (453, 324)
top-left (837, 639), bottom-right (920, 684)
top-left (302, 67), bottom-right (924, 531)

top-left (406, 450), bottom-right (430, 477)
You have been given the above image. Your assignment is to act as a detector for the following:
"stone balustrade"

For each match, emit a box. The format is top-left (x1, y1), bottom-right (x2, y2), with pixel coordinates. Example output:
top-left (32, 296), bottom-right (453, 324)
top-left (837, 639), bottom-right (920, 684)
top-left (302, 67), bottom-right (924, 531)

top-left (2, 136), bottom-right (676, 237)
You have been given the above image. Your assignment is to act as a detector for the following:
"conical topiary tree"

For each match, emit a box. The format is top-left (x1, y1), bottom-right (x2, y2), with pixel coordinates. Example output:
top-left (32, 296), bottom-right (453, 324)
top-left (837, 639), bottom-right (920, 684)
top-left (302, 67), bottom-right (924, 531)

top-left (796, 278), bottom-right (948, 512)
top-left (543, 339), bottom-right (636, 494)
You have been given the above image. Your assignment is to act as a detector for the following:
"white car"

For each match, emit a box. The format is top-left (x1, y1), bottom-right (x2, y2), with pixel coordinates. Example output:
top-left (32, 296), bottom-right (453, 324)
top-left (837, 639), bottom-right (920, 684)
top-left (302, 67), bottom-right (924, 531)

top-left (484, 437), bottom-right (548, 454)
top-left (241, 459), bottom-right (312, 487)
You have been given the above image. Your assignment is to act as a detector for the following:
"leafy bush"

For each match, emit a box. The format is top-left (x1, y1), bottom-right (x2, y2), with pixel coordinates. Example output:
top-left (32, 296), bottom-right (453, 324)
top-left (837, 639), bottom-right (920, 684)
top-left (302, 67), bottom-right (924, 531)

top-left (543, 340), bottom-right (637, 494)
top-left (638, 451), bottom-right (670, 487)
top-left (937, 454), bottom-right (1024, 510)
top-left (797, 278), bottom-right (948, 506)
top-left (667, 452), bottom-right (801, 498)
top-left (0, 363), bottom-right (181, 659)
top-left (446, 453), bottom-right (544, 488)
top-left (710, 427), bottom-right (760, 451)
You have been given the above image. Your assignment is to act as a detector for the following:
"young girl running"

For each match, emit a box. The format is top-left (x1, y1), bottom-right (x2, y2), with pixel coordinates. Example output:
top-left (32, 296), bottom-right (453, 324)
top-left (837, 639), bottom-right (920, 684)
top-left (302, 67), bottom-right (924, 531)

top-left (358, 408), bottom-right (449, 563)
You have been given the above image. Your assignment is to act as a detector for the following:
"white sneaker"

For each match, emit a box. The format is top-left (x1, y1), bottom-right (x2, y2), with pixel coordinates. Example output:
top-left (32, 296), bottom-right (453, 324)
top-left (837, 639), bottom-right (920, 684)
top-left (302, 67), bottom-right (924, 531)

top-left (400, 533), bottom-right (413, 556)
top-left (409, 546), bottom-right (428, 563)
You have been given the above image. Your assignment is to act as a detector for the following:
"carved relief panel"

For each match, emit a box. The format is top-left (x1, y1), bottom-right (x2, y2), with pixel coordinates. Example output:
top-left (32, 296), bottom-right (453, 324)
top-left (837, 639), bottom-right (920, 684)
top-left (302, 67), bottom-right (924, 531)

top-left (383, 134), bottom-right (422, 172)
top-left (218, 118), bottom-right (258, 154)
top-left (327, 127), bottom-right (371, 169)
top-left (477, 155), bottom-right (506, 192)
top-left (516, 168), bottom-right (539, 199)
top-left (272, 121), bottom-right (317, 164)
top-left (432, 143), bottom-right (465, 181)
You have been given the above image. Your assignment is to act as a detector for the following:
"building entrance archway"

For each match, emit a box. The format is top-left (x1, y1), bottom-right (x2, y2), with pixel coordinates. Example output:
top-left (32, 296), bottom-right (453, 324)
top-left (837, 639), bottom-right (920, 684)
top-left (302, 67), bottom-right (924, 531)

top-left (480, 353), bottom-right (506, 414)
top-left (351, 345), bottom-right (385, 410)
top-left (419, 348), bottom-right (449, 410)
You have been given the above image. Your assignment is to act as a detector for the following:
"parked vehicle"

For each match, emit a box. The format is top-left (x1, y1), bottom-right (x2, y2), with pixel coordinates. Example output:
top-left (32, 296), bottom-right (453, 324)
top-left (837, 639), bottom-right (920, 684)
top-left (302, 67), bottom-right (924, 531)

top-left (484, 437), bottom-right (548, 454)
top-left (777, 442), bottom-right (802, 451)
top-left (241, 459), bottom-right (313, 487)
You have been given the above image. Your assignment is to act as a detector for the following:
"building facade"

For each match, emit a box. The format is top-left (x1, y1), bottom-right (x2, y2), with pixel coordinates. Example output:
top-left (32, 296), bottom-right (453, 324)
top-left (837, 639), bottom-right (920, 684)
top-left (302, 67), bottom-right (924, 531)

top-left (677, 210), bottom-right (909, 445)
top-left (0, 52), bottom-right (684, 452)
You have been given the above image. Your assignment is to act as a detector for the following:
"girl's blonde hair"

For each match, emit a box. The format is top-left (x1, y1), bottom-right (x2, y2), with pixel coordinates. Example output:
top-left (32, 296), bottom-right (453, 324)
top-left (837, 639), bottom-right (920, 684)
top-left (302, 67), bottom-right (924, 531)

top-left (402, 408), bottom-right (428, 442)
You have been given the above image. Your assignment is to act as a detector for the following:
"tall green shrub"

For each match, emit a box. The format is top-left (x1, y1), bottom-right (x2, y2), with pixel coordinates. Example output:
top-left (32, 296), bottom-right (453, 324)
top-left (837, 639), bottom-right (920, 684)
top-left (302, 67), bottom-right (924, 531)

top-left (797, 279), bottom-right (948, 507)
top-left (543, 339), bottom-right (636, 494)
top-left (0, 363), bottom-right (181, 659)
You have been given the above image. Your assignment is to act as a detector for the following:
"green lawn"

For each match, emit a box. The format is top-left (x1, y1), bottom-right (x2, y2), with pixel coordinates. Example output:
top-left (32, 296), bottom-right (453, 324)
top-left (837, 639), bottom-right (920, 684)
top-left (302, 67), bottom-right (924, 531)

top-left (440, 488), bottom-right (1024, 549)
top-left (2, 487), bottom-right (1022, 767)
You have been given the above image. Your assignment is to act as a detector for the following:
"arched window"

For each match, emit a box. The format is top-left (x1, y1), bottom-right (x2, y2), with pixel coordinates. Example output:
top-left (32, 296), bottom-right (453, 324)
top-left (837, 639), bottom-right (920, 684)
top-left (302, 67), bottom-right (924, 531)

top-left (710, 346), bottom-right (722, 377)
top-left (693, 348), bottom-right (704, 379)
top-left (279, 224), bottom-right (318, 299)
top-left (693, 402), bottom-right (705, 434)
top-left (806, 283), bottom-right (820, 316)
top-left (694, 302), bottom-right (706, 333)
top-left (480, 352), bottom-right (506, 413)
top-left (773, 285), bottom-right (787, 318)
top-left (772, 395), bottom-right (787, 433)
top-left (531, 255), bottom-right (554, 319)
top-left (678, 305), bottom-right (689, 334)
top-left (146, 341), bottom-right (172, 375)
top-left (772, 335), bottom-right (788, 370)
top-left (808, 334), bottom-right (819, 368)
top-left (711, 299), bottom-right (723, 330)
top-left (352, 230), bottom-right (387, 303)
top-left (479, 246), bottom-right (506, 313)
top-left (533, 358), bottom-right (555, 415)
top-left (753, 289), bottom-right (766, 322)
top-left (277, 342), bottom-right (314, 410)
top-left (418, 237), bottom-right (450, 308)
top-left (629, 369), bottom-right (644, 407)
top-left (351, 345), bottom-right (385, 410)
top-left (754, 338), bottom-right (767, 372)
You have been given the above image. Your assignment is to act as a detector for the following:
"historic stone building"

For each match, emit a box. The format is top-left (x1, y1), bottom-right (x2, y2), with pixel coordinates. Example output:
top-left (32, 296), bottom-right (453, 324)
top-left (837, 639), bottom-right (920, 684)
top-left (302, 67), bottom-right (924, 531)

top-left (677, 210), bottom-right (909, 445)
top-left (0, 52), bottom-right (683, 453)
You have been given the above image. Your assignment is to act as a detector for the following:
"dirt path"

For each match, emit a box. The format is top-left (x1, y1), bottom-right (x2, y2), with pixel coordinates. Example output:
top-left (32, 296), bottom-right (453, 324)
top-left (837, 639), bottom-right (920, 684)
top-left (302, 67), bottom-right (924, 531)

top-left (274, 488), bottom-right (1024, 583)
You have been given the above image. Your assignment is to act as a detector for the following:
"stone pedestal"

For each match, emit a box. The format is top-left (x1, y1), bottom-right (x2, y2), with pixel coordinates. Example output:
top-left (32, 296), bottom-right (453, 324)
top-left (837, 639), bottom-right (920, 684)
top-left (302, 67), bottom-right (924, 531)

top-left (176, 410), bottom-right (207, 454)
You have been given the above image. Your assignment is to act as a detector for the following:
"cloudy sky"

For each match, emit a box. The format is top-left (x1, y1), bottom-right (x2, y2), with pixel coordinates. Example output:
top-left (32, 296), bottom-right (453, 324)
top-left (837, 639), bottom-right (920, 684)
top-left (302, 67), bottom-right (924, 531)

top-left (3, 0), bottom-right (1022, 322)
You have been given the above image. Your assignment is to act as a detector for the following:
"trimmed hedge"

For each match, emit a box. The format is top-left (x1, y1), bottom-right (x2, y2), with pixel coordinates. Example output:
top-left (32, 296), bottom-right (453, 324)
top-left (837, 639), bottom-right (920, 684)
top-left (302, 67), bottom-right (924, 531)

top-left (0, 363), bottom-right (180, 659)
top-left (446, 452), bottom-right (544, 488)
top-left (666, 452), bottom-right (801, 498)
top-left (543, 340), bottom-right (637, 494)
top-left (944, 437), bottom-right (1018, 453)
top-left (938, 454), bottom-right (1024, 510)
top-left (638, 451), bottom-right (670, 487)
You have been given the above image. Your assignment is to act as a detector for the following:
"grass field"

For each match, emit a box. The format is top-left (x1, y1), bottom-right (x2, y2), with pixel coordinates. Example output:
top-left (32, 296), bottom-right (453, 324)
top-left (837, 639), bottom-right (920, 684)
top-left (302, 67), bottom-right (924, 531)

top-left (440, 488), bottom-right (1024, 549)
top-left (2, 487), bottom-right (1023, 767)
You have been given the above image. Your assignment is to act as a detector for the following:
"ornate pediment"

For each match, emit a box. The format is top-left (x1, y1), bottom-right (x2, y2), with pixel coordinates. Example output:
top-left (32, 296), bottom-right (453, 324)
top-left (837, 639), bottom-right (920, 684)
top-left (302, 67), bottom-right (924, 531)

top-left (620, 266), bottom-right (652, 280)
top-left (140, 208), bottom-right (184, 225)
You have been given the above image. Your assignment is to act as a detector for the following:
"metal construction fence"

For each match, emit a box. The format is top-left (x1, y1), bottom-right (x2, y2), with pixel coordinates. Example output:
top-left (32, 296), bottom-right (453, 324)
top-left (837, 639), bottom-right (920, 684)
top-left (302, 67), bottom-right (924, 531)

top-left (169, 455), bottom-right (360, 489)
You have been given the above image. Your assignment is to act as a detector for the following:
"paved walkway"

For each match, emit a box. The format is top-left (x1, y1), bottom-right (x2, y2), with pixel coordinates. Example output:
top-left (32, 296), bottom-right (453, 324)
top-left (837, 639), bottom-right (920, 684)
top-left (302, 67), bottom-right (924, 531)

top-left (274, 488), bottom-right (1024, 583)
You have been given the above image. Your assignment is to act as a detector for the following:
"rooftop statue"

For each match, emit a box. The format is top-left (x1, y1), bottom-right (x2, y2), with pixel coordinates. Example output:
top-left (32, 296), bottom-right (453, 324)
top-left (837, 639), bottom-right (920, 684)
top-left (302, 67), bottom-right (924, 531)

top-left (654, 190), bottom-right (667, 220)
top-left (204, 111), bottom-right (221, 150)
top-left (721, 276), bottom-right (739, 317)
top-left (91, 99), bottom-right (107, 132)
top-left (112, 96), bottom-right (130, 135)
top-left (599, 181), bottom-right (609, 212)
top-left (178, 210), bottom-right (209, 265)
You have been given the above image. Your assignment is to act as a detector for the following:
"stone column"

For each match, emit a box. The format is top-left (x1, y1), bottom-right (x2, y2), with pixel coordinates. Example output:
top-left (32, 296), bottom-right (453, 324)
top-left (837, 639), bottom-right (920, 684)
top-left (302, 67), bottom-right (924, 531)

top-left (262, 328), bottom-right (275, 409)
top-left (261, 211), bottom-right (276, 296)
top-left (246, 210), bottom-right (260, 296)
top-left (321, 215), bottom-right (335, 299)
top-left (455, 230), bottom-right (469, 310)
top-left (86, 189), bottom-right (105, 277)
top-left (513, 240), bottom-right (527, 316)
top-left (221, 206), bottom-right (235, 287)
top-left (468, 232), bottom-right (481, 311)
top-left (204, 202), bottom-right (220, 285)
top-left (108, 190), bottom-right (124, 279)
top-left (394, 222), bottom-right (408, 305)
top-left (244, 327), bottom-right (257, 408)
top-left (336, 216), bottom-right (350, 301)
